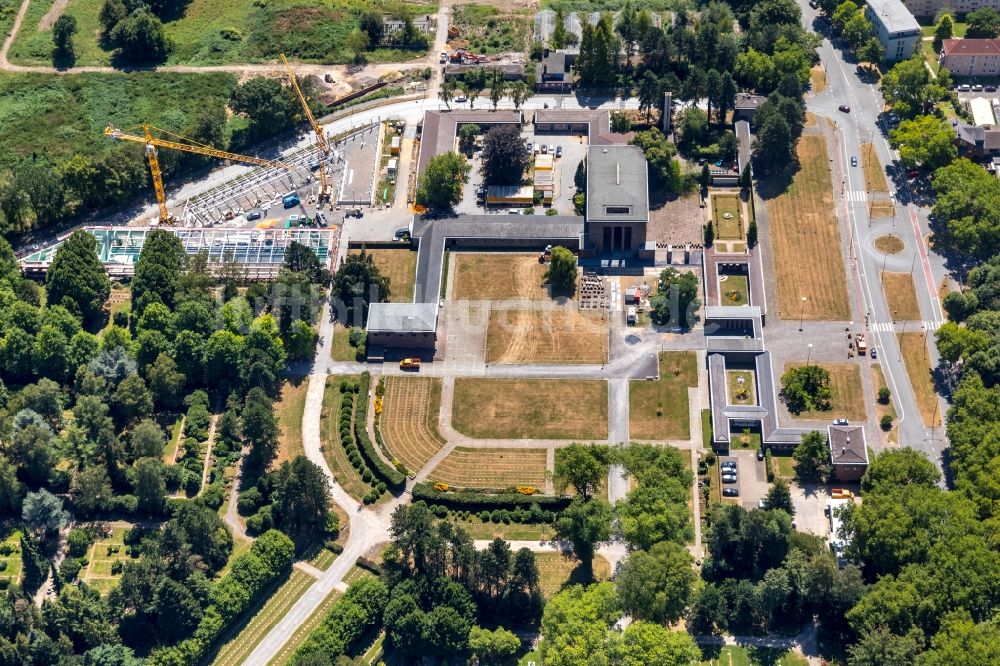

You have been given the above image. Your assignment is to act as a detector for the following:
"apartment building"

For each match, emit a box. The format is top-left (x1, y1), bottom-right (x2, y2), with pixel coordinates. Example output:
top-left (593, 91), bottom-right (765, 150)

top-left (865, 0), bottom-right (922, 63)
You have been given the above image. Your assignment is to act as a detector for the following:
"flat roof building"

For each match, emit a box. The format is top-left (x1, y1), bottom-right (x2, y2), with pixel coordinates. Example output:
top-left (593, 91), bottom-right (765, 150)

top-left (900, 0), bottom-right (1000, 18)
top-left (367, 302), bottom-right (439, 350)
top-left (828, 424), bottom-right (869, 481)
top-left (970, 96), bottom-right (997, 127)
top-left (585, 145), bottom-right (649, 255)
top-left (865, 0), bottom-right (921, 63)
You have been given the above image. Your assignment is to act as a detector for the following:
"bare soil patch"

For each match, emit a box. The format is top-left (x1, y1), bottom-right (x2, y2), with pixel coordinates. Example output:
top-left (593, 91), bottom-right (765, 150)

top-left (486, 309), bottom-right (608, 364)
top-left (648, 192), bottom-right (703, 246)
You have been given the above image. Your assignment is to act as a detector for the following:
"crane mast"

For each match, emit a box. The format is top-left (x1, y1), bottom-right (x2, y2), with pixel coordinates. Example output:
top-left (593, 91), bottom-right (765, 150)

top-left (105, 123), bottom-right (295, 225)
top-left (279, 53), bottom-right (331, 202)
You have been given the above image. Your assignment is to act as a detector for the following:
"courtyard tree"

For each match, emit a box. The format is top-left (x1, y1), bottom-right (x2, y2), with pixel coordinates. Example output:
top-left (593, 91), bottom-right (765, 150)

top-left (330, 248), bottom-right (391, 326)
top-left (630, 128), bottom-right (683, 194)
top-left (545, 246), bottom-right (578, 294)
top-left (780, 364), bottom-right (832, 413)
top-left (792, 430), bottom-right (832, 483)
top-left (416, 151), bottom-right (470, 211)
top-left (762, 478), bottom-right (795, 514)
top-left (650, 268), bottom-right (700, 329)
top-left (45, 230), bottom-right (110, 323)
top-left (458, 123), bottom-right (480, 154)
top-left (480, 124), bottom-right (530, 186)
top-left (966, 7), bottom-right (1000, 38)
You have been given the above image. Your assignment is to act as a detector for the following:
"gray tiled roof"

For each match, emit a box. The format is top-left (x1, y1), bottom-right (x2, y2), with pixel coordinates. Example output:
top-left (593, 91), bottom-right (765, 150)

top-left (829, 425), bottom-right (868, 465)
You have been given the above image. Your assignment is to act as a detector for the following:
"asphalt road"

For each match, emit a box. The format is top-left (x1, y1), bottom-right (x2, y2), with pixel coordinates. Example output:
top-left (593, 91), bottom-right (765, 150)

top-left (800, 3), bottom-right (949, 465)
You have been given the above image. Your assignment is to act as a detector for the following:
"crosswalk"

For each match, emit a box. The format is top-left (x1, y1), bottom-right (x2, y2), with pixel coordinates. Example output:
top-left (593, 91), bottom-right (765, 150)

top-left (844, 190), bottom-right (868, 202)
top-left (871, 320), bottom-right (943, 333)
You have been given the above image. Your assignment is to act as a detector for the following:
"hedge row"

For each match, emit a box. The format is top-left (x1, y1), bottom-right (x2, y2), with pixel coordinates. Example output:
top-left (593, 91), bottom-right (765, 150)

top-left (291, 577), bottom-right (388, 665)
top-left (147, 530), bottom-right (296, 666)
top-left (412, 483), bottom-right (572, 511)
top-left (354, 372), bottom-right (406, 491)
top-left (337, 389), bottom-right (387, 504)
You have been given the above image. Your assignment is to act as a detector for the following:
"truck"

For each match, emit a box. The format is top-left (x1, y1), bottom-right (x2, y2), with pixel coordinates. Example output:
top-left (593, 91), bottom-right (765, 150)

top-left (400, 358), bottom-right (421, 371)
top-left (856, 333), bottom-right (867, 355)
top-left (282, 193), bottom-right (300, 208)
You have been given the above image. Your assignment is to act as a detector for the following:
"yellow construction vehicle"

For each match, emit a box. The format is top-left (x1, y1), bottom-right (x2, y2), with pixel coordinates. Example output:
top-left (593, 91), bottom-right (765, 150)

top-left (104, 123), bottom-right (296, 225)
top-left (279, 53), bottom-right (331, 202)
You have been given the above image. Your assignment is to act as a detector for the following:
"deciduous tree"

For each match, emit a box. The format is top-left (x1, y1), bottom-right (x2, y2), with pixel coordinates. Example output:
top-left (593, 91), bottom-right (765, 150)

top-left (416, 151), bottom-right (470, 211)
top-left (480, 124), bottom-right (530, 186)
top-left (45, 230), bottom-right (110, 323)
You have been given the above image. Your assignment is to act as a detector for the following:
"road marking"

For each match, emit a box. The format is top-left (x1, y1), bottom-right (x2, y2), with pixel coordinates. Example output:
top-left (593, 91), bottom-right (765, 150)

top-left (844, 190), bottom-right (868, 202)
top-left (871, 319), bottom-right (941, 333)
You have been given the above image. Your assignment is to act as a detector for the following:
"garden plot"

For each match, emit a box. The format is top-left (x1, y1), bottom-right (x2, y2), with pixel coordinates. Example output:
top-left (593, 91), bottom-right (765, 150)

top-left (381, 376), bottom-right (447, 473)
top-left (430, 447), bottom-right (548, 489)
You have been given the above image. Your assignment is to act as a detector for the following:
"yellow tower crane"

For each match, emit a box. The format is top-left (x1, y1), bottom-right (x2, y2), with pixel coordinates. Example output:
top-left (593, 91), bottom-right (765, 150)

top-left (104, 123), bottom-right (296, 225)
top-left (279, 53), bottom-right (331, 202)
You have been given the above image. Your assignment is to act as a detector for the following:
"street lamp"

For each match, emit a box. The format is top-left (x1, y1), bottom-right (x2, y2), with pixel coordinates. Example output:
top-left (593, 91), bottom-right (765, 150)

top-left (807, 343), bottom-right (813, 368)
top-left (799, 296), bottom-right (807, 331)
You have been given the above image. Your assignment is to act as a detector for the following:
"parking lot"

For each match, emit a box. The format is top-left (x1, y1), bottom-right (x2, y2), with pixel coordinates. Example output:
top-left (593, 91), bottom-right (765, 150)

top-left (718, 450), bottom-right (769, 509)
top-left (453, 129), bottom-right (587, 216)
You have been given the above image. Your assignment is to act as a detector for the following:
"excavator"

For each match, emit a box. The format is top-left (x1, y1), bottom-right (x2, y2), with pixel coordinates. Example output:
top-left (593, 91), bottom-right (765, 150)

top-left (104, 123), bottom-right (296, 226)
top-left (279, 53), bottom-right (332, 203)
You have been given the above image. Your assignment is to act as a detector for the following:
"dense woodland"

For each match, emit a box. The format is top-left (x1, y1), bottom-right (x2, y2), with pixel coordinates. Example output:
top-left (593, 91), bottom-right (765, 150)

top-left (0, 229), bottom-right (335, 663)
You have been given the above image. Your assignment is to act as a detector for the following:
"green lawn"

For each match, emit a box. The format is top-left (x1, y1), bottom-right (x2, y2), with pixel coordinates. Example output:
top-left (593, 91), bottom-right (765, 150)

top-left (712, 194), bottom-right (743, 240)
top-left (701, 645), bottom-right (808, 666)
top-left (83, 525), bottom-right (139, 595)
top-left (7, 0), bottom-right (437, 66)
top-left (452, 4), bottom-right (531, 55)
top-left (727, 369), bottom-right (755, 405)
top-left (0, 529), bottom-right (23, 587)
top-left (629, 352), bottom-right (698, 440)
top-left (720, 274), bottom-right (751, 306)
top-left (921, 20), bottom-right (966, 38)
top-left (440, 518), bottom-right (557, 541)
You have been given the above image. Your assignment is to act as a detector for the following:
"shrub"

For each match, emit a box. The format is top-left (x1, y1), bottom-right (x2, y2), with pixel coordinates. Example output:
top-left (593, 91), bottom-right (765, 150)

top-left (880, 414), bottom-right (893, 430)
top-left (184, 470), bottom-right (201, 496)
top-left (58, 557), bottom-right (81, 582)
top-left (67, 529), bottom-right (91, 558)
top-left (111, 560), bottom-right (124, 575)
top-left (411, 483), bottom-right (571, 511)
top-left (247, 505), bottom-right (274, 535)
top-left (878, 387), bottom-right (891, 404)
top-left (201, 482), bottom-right (225, 510)
top-left (110, 494), bottom-right (138, 515)
top-left (765, 449), bottom-right (775, 483)
top-left (353, 373), bottom-right (406, 490)
top-left (238, 488), bottom-right (263, 516)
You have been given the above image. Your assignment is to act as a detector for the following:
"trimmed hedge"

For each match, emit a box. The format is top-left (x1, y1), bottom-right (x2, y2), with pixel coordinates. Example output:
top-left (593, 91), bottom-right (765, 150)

top-left (147, 529), bottom-right (295, 666)
top-left (411, 483), bottom-right (572, 511)
top-left (292, 577), bottom-right (388, 664)
top-left (354, 373), bottom-right (406, 491)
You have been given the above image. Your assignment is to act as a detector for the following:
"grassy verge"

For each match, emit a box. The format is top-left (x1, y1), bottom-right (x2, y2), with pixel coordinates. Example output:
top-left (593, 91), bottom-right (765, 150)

top-left (881, 271), bottom-right (922, 321)
top-left (267, 590), bottom-right (341, 665)
top-left (861, 143), bottom-right (888, 193)
top-left (164, 416), bottom-right (184, 464)
top-left (452, 378), bottom-right (608, 439)
top-left (871, 364), bottom-right (898, 444)
top-left (210, 570), bottom-right (313, 666)
top-left (440, 518), bottom-right (557, 541)
top-left (320, 376), bottom-right (375, 502)
top-left (898, 332), bottom-right (942, 427)
top-left (274, 375), bottom-right (309, 466)
top-left (329, 324), bottom-right (357, 361)
top-left (629, 351), bottom-right (698, 440)
top-left (702, 409), bottom-right (713, 449)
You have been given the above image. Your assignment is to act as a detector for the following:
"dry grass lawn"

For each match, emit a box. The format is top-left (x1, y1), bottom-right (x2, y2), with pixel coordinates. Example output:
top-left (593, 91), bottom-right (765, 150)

top-left (810, 65), bottom-right (827, 94)
top-left (872, 364), bottom-right (898, 444)
top-left (870, 200), bottom-right (896, 219)
top-left (784, 362), bottom-right (868, 421)
top-left (451, 252), bottom-right (552, 300)
top-left (487, 309), bottom-right (608, 364)
top-left (431, 447), bottom-right (548, 489)
top-left (881, 271), bottom-right (922, 321)
top-left (629, 352), bottom-right (698, 440)
top-left (535, 552), bottom-right (611, 598)
top-left (875, 234), bottom-right (904, 254)
top-left (898, 332), bottom-right (942, 427)
top-left (861, 143), bottom-right (888, 193)
top-left (274, 375), bottom-right (309, 466)
top-left (452, 379), bottom-right (608, 439)
top-left (381, 377), bottom-right (447, 472)
top-left (349, 248), bottom-right (417, 303)
top-left (764, 135), bottom-right (851, 321)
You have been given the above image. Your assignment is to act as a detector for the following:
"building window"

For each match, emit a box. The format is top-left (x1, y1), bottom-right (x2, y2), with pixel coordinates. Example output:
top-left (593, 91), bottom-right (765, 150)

top-left (604, 206), bottom-right (631, 214)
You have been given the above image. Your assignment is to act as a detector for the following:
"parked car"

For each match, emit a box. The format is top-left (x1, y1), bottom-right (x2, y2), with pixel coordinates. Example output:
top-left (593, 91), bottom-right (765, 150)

top-left (439, 51), bottom-right (448, 63)
top-left (533, 143), bottom-right (540, 154)
top-left (722, 474), bottom-right (737, 483)
top-left (833, 418), bottom-right (849, 425)
top-left (548, 144), bottom-right (555, 155)
top-left (400, 358), bottom-right (421, 370)
top-left (721, 461), bottom-right (737, 470)
top-left (959, 84), bottom-right (971, 92)
top-left (839, 104), bottom-right (851, 113)
top-left (455, 95), bottom-right (467, 103)
top-left (757, 449), bottom-right (764, 461)
top-left (987, 85), bottom-right (998, 92)
top-left (555, 145), bottom-right (562, 158)
top-left (972, 84), bottom-right (984, 91)
top-left (540, 144), bottom-right (548, 154)
top-left (871, 347), bottom-right (878, 359)
top-left (393, 227), bottom-right (410, 241)
top-left (246, 210), bottom-right (261, 221)
top-left (723, 488), bottom-right (740, 497)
